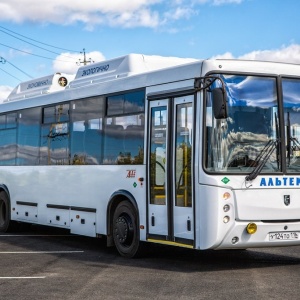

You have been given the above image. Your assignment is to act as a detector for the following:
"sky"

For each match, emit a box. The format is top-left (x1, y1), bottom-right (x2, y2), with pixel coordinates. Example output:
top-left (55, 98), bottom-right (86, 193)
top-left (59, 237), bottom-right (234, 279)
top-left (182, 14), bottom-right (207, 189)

top-left (1, 0), bottom-right (300, 101)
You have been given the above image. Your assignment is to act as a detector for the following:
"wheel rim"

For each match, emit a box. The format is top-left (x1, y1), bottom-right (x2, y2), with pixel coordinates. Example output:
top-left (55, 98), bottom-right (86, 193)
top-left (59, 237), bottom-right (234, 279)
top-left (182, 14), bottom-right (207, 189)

top-left (115, 213), bottom-right (134, 248)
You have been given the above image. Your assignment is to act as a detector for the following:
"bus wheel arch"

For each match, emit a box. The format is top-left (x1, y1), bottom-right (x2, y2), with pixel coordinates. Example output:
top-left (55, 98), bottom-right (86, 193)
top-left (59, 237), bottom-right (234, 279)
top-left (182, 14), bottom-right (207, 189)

top-left (0, 187), bottom-right (12, 232)
top-left (107, 190), bottom-right (141, 257)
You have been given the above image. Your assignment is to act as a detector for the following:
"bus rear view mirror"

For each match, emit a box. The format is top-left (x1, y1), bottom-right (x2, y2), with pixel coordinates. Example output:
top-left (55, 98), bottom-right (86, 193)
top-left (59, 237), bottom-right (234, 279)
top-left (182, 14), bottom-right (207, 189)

top-left (212, 88), bottom-right (228, 119)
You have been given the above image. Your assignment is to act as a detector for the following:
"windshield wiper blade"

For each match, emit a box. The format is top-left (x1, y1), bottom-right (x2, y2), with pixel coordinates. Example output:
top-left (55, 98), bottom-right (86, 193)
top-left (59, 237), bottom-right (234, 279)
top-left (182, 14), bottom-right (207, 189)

top-left (245, 139), bottom-right (278, 182)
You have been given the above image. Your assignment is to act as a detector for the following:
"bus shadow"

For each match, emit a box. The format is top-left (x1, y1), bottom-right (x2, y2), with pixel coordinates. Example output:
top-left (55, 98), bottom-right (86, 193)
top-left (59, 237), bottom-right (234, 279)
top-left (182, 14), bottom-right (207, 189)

top-left (134, 243), bottom-right (300, 272)
top-left (2, 225), bottom-right (300, 273)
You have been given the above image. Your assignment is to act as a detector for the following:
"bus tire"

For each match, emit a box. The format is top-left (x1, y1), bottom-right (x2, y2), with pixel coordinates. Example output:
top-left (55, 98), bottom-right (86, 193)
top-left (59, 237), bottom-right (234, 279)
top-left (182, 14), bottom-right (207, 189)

top-left (112, 200), bottom-right (140, 258)
top-left (0, 191), bottom-right (13, 232)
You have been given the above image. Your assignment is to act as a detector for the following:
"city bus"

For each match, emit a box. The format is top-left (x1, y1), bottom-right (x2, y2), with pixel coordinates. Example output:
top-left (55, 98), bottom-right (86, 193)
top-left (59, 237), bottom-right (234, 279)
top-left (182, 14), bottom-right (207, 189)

top-left (1, 53), bottom-right (300, 257)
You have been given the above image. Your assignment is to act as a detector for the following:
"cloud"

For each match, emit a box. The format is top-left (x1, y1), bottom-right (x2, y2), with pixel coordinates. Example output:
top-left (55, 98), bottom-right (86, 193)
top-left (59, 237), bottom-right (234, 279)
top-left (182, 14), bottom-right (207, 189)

top-left (210, 0), bottom-right (243, 4)
top-left (213, 44), bottom-right (300, 64)
top-left (239, 44), bottom-right (300, 64)
top-left (0, 0), bottom-right (161, 28)
top-left (180, 0), bottom-right (243, 5)
top-left (52, 51), bottom-right (106, 74)
top-left (0, 0), bottom-right (244, 29)
top-left (0, 85), bottom-right (13, 102)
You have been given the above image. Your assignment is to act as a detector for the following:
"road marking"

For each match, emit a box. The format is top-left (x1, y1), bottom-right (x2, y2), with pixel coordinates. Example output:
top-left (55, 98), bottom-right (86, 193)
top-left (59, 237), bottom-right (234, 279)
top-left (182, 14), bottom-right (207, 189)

top-left (0, 235), bottom-right (72, 237)
top-left (0, 277), bottom-right (46, 279)
top-left (0, 251), bottom-right (84, 254)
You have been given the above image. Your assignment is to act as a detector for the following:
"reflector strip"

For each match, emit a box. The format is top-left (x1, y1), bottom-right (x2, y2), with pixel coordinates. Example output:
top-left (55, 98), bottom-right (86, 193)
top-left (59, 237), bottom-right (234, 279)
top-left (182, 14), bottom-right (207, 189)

top-left (147, 238), bottom-right (193, 249)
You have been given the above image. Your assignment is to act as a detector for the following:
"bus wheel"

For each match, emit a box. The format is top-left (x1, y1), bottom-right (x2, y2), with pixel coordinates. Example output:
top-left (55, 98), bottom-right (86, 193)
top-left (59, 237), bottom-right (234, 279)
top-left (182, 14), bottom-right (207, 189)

top-left (0, 191), bottom-right (12, 232)
top-left (112, 201), bottom-right (140, 258)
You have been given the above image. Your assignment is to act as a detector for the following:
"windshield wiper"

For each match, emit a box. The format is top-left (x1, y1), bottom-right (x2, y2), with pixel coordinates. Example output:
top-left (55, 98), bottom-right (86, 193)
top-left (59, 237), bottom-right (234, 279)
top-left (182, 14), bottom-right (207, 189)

top-left (245, 112), bottom-right (280, 182)
top-left (245, 139), bottom-right (279, 182)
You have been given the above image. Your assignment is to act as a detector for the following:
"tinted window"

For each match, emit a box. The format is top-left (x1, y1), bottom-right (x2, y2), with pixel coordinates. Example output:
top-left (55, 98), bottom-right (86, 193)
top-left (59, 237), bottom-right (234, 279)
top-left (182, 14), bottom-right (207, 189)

top-left (0, 112), bottom-right (17, 165)
top-left (283, 78), bottom-right (300, 173)
top-left (107, 90), bottom-right (145, 116)
top-left (205, 75), bottom-right (279, 173)
top-left (103, 115), bottom-right (144, 164)
top-left (71, 97), bottom-right (104, 165)
top-left (40, 104), bottom-right (70, 165)
top-left (17, 108), bottom-right (41, 165)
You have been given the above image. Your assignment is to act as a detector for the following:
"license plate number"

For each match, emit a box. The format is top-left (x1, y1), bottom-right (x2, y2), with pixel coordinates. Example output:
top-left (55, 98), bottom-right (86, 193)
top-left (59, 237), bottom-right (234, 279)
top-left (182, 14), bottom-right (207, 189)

top-left (269, 232), bottom-right (299, 241)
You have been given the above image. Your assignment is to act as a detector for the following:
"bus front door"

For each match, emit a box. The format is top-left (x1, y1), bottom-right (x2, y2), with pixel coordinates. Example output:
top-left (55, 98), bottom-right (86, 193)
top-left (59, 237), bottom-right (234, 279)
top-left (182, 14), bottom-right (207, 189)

top-left (148, 95), bottom-right (194, 247)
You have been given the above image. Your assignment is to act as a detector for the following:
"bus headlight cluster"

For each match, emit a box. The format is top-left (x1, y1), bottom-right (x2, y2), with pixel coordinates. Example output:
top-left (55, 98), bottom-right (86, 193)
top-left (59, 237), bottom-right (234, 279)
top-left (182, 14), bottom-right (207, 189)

top-left (222, 192), bottom-right (231, 223)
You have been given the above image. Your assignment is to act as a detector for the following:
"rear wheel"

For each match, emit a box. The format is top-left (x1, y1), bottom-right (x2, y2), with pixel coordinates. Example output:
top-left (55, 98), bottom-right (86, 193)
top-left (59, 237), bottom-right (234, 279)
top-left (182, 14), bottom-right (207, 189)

top-left (112, 201), bottom-right (140, 258)
top-left (0, 191), bottom-right (12, 232)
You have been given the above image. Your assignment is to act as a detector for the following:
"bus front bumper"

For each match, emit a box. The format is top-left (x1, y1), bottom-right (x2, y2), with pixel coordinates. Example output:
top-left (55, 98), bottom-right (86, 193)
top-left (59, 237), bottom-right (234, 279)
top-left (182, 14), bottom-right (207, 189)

top-left (215, 220), bottom-right (300, 249)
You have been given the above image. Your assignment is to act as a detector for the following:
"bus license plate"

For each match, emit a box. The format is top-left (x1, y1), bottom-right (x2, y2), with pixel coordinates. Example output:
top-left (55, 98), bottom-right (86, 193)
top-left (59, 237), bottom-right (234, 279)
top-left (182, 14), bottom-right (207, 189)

top-left (269, 232), bottom-right (299, 241)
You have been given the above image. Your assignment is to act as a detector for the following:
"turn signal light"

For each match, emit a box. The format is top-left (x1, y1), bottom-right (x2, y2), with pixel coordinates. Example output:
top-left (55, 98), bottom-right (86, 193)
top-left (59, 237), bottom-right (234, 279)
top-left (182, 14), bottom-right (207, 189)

top-left (223, 192), bottom-right (231, 200)
top-left (246, 223), bottom-right (257, 234)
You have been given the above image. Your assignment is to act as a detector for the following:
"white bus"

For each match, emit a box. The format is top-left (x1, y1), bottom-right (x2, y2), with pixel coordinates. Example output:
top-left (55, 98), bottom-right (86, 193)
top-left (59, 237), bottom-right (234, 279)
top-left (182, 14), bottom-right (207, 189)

top-left (1, 53), bottom-right (300, 257)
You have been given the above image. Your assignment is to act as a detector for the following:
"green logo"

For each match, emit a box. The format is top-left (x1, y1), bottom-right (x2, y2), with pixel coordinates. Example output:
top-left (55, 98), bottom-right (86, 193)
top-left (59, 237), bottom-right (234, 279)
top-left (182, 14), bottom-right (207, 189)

top-left (221, 177), bottom-right (230, 184)
top-left (133, 182), bottom-right (137, 188)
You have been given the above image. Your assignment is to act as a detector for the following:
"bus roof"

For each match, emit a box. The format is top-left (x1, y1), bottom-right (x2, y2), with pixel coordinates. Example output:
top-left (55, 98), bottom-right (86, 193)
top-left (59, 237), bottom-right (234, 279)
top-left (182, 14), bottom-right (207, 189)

top-left (4, 54), bottom-right (197, 103)
top-left (3, 54), bottom-right (300, 108)
top-left (69, 53), bottom-right (198, 88)
top-left (5, 73), bottom-right (75, 102)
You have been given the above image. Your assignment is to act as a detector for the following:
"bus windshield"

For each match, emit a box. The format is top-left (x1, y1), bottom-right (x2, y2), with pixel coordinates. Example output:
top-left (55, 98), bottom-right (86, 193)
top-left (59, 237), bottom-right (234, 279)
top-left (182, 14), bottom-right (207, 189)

top-left (283, 78), bottom-right (300, 173)
top-left (205, 74), bottom-right (280, 174)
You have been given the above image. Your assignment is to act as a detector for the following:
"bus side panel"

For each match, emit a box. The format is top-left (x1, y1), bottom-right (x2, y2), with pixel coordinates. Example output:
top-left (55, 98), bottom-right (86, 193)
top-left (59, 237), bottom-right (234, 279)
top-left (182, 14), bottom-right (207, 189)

top-left (1, 165), bottom-right (146, 239)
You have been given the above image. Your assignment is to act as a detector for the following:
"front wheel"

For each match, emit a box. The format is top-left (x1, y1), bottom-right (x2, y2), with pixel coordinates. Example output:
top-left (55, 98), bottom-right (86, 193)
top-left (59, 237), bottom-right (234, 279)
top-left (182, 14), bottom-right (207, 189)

top-left (0, 191), bottom-right (12, 232)
top-left (112, 201), bottom-right (141, 258)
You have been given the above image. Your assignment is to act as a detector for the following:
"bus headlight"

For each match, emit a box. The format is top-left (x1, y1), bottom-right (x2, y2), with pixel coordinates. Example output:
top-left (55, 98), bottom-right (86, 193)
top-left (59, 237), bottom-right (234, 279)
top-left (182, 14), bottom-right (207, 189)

top-left (223, 216), bottom-right (230, 223)
top-left (246, 223), bottom-right (257, 234)
top-left (223, 204), bottom-right (230, 212)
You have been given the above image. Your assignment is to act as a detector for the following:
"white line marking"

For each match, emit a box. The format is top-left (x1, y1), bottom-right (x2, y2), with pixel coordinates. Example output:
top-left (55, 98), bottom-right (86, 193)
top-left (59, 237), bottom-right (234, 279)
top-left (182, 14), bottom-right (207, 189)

top-left (0, 277), bottom-right (46, 279)
top-left (0, 235), bottom-right (72, 237)
top-left (0, 251), bottom-right (84, 254)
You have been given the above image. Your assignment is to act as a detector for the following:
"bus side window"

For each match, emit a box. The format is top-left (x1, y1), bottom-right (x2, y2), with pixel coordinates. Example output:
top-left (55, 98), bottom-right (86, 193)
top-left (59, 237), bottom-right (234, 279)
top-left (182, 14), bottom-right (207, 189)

top-left (70, 97), bottom-right (104, 165)
top-left (40, 104), bottom-right (70, 165)
top-left (123, 125), bottom-right (144, 164)
top-left (0, 113), bottom-right (17, 166)
top-left (17, 108), bottom-right (41, 166)
top-left (103, 124), bottom-right (125, 164)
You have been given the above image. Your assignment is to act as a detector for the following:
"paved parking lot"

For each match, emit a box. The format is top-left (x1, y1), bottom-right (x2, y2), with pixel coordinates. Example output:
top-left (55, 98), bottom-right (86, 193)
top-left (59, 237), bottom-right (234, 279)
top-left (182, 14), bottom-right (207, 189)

top-left (1, 225), bottom-right (300, 300)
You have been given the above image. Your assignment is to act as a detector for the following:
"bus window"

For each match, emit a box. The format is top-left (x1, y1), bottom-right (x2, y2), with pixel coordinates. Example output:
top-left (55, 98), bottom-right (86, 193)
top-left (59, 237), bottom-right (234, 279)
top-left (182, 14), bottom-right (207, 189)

top-left (155, 146), bottom-right (165, 185)
top-left (103, 115), bottom-right (144, 165)
top-left (283, 78), bottom-right (300, 172)
top-left (175, 103), bottom-right (192, 207)
top-left (40, 104), bottom-right (70, 165)
top-left (17, 107), bottom-right (41, 165)
top-left (103, 90), bottom-right (145, 165)
top-left (71, 97), bottom-right (104, 165)
top-left (150, 106), bottom-right (167, 205)
top-left (205, 75), bottom-right (279, 174)
top-left (0, 113), bottom-right (17, 166)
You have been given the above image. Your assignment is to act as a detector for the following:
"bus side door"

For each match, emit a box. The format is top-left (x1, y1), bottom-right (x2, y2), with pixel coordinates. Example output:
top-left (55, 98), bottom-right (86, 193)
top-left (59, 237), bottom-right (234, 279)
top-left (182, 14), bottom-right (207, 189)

top-left (148, 95), bottom-right (194, 246)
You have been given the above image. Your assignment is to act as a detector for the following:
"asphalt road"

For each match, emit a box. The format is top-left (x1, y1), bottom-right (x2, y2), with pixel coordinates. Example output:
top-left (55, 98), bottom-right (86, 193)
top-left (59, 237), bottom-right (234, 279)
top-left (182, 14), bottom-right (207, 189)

top-left (0, 225), bottom-right (300, 300)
